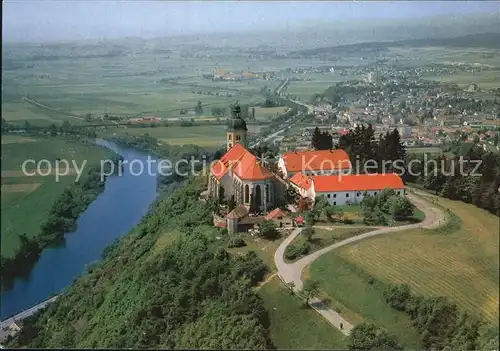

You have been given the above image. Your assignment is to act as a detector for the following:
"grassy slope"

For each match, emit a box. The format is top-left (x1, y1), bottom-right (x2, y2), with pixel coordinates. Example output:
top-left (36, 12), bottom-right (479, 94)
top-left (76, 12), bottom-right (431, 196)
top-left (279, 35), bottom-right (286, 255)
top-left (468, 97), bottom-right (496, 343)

top-left (311, 197), bottom-right (499, 337)
top-left (1, 136), bottom-right (114, 257)
top-left (310, 254), bottom-right (422, 348)
top-left (286, 227), bottom-right (373, 262)
top-left (257, 276), bottom-right (347, 349)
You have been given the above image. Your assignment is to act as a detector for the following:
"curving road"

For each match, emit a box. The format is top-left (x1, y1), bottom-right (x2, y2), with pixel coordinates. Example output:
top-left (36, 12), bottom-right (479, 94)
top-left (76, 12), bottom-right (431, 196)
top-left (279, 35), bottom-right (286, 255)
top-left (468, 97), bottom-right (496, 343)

top-left (274, 192), bottom-right (447, 336)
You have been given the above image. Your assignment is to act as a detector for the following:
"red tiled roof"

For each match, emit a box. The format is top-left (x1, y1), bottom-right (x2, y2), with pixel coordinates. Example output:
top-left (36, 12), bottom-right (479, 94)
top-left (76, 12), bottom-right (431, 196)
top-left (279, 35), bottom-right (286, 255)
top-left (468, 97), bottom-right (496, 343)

top-left (265, 208), bottom-right (287, 220)
top-left (313, 173), bottom-right (404, 192)
top-left (338, 128), bottom-right (350, 136)
top-left (281, 149), bottom-right (351, 173)
top-left (210, 143), bottom-right (247, 180)
top-left (289, 172), bottom-right (313, 191)
top-left (210, 144), bottom-right (273, 181)
top-left (233, 151), bottom-right (273, 180)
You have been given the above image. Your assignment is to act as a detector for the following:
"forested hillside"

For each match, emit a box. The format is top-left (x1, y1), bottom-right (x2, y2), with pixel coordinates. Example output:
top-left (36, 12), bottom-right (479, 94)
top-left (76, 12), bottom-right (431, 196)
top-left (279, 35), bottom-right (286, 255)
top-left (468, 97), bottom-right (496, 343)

top-left (6, 177), bottom-right (272, 349)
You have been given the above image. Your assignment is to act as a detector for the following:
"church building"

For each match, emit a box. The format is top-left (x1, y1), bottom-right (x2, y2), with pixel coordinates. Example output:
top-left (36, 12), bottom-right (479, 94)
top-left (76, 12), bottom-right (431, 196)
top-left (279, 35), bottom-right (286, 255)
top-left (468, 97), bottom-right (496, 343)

top-left (208, 104), bottom-right (278, 212)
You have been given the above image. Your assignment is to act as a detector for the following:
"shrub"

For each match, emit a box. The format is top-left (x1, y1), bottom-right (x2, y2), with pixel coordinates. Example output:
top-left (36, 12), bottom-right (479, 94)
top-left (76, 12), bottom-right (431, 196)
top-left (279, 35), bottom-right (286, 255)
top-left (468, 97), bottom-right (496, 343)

top-left (227, 236), bottom-right (246, 248)
top-left (347, 322), bottom-right (402, 350)
top-left (284, 242), bottom-right (310, 260)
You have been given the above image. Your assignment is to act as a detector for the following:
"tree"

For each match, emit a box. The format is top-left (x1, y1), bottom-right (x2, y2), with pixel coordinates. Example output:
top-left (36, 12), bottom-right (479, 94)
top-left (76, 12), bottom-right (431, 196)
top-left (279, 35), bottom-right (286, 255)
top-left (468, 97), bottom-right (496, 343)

top-left (387, 196), bottom-right (414, 221)
top-left (301, 225), bottom-right (313, 242)
top-left (311, 127), bottom-right (333, 150)
top-left (1, 117), bottom-right (10, 133)
top-left (226, 197), bottom-right (237, 212)
top-left (314, 195), bottom-right (329, 215)
top-left (285, 186), bottom-right (300, 204)
top-left (259, 220), bottom-right (279, 240)
top-left (300, 279), bottom-right (320, 306)
top-left (297, 197), bottom-right (310, 212)
top-left (347, 322), bottom-right (402, 350)
top-left (195, 101), bottom-right (203, 115)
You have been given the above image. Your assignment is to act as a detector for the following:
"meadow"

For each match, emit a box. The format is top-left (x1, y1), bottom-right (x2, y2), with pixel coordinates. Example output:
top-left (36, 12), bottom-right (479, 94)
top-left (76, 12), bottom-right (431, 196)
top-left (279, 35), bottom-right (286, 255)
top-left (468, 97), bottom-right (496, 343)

top-left (309, 196), bottom-right (500, 333)
top-left (1, 136), bottom-right (114, 258)
top-left (257, 276), bottom-right (347, 349)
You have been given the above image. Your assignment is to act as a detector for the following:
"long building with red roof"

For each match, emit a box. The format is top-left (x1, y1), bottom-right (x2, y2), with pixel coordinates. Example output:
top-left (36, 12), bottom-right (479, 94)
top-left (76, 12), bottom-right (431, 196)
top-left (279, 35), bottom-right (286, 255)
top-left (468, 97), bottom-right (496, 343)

top-left (291, 173), bottom-right (405, 206)
top-left (278, 149), bottom-right (351, 178)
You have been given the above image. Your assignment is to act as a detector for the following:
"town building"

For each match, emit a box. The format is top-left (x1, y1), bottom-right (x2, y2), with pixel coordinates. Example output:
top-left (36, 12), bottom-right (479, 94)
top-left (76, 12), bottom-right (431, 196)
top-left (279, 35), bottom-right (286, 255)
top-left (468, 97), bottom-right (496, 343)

top-left (291, 173), bottom-right (405, 206)
top-left (278, 149), bottom-right (351, 178)
top-left (207, 104), bottom-right (406, 234)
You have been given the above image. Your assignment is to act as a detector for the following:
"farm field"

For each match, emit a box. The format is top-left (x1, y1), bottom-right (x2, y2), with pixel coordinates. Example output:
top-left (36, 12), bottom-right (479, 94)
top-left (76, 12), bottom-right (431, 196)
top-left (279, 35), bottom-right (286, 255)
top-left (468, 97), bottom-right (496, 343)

top-left (2, 51), bottom-right (304, 126)
top-left (1, 136), bottom-right (114, 258)
top-left (252, 106), bottom-right (288, 121)
top-left (257, 276), bottom-right (347, 349)
top-left (286, 73), bottom-right (363, 101)
top-left (422, 70), bottom-right (500, 89)
top-left (98, 125), bottom-right (228, 148)
top-left (310, 196), bottom-right (500, 328)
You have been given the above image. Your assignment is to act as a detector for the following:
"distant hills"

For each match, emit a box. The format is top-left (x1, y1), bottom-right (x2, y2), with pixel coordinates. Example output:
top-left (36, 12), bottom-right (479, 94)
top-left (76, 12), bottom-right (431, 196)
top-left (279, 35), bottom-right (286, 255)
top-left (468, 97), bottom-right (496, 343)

top-left (287, 32), bottom-right (500, 57)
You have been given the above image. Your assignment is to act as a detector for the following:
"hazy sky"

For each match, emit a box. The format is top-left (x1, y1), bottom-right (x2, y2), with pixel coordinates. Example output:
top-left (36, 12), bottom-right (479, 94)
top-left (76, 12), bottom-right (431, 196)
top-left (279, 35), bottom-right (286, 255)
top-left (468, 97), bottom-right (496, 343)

top-left (2, 1), bottom-right (498, 42)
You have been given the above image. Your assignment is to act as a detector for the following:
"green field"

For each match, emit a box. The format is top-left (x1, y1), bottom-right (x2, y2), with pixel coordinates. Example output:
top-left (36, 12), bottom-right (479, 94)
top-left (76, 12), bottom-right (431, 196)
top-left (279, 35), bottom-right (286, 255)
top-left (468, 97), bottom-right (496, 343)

top-left (1, 136), bottom-right (114, 258)
top-left (287, 73), bottom-right (363, 101)
top-left (310, 196), bottom-right (500, 332)
top-left (252, 106), bottom-right (288, 121)
top-left (257, 276), bottom-right (347, 349)
top-left (98, 125), bottom-right (228, 148)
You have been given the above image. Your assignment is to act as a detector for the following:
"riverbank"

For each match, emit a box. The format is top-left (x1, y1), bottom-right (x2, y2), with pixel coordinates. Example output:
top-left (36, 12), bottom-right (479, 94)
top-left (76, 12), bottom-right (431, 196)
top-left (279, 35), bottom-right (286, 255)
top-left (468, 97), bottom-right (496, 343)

top-left (1, 141), bottom-right (159, 319)
top-left (1, 136), bottom-right (120, 287)
top-left (5, 177), bottom-right (274, 349)
top-left (1, 161), bottom-right (120, 288)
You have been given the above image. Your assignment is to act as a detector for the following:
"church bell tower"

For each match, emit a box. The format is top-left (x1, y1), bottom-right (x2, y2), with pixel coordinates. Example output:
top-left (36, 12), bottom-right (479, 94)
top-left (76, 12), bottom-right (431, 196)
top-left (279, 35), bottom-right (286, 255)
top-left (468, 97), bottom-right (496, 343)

top-left (227, 102), bottom-right (248, 150)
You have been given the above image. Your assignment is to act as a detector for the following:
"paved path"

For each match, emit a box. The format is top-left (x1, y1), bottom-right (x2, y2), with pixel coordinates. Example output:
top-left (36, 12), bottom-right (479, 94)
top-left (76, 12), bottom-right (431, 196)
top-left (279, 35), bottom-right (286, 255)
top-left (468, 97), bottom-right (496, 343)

top-left (274, 193), bottom-right (447, 336)
top-left (313, 225), bottom-right (385, 230)
top-left (0, 296), bottom-right (59, 330)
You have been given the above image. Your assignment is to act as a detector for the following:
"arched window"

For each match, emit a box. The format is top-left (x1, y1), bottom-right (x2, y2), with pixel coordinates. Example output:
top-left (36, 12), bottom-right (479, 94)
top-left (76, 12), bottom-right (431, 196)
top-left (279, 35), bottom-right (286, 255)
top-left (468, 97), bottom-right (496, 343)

top-left (265, 184), bottom-right (270, 202)
top-left (236, 135), bottom-right (241, 141)
top-left (228, 134), bottom-right (232, 140)
top-left (254, 184), bottom-right (262, 207)
top-left (244, 184), bottom-right (250, 203)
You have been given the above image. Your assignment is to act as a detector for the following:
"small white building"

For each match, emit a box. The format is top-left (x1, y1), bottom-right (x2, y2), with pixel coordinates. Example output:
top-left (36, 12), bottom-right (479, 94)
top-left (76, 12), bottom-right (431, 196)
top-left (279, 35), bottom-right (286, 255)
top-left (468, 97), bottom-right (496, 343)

top-left (292, 173), bottom-right (405, 206)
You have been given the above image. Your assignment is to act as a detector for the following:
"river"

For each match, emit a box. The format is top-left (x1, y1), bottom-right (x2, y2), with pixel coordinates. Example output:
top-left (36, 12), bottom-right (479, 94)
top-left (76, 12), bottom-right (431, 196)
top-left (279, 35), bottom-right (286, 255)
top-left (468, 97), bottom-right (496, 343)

top-left (0, 140), bottom-right (160, 320)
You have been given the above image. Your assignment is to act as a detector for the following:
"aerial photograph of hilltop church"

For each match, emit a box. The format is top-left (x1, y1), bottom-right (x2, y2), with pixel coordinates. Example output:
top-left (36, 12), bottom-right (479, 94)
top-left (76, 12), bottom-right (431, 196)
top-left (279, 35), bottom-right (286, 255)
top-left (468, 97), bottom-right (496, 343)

top-left (1, 1), bottom-right (499, 349)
